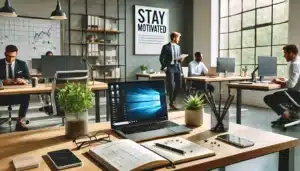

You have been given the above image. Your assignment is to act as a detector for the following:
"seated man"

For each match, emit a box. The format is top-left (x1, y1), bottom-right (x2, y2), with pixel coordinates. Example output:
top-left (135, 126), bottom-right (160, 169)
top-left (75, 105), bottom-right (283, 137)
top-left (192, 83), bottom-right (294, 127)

top-left (188, 52), bottom-right (214, 92)
top-left (0, 45), bottom-right (30, 131)
top-left (264, 44), bottom-right (300, 120)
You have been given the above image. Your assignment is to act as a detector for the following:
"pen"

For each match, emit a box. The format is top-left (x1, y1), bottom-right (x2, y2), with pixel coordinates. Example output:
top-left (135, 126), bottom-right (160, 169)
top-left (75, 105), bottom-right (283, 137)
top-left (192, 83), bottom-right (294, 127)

top-left (155, 143), bottom-right (185, 155)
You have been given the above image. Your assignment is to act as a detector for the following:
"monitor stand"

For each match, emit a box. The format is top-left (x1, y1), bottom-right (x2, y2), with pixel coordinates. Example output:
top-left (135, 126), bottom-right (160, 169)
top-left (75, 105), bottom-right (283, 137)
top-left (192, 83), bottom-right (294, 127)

top-left (223, 70), bottom-right (228, 78)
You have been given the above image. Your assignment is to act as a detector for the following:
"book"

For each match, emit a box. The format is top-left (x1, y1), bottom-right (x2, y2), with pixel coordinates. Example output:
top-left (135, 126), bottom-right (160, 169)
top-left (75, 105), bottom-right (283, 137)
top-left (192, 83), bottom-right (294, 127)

top-left (12, 156), bottom-right (40, 171)
top-left (89, 137), bottom-right (215, 171)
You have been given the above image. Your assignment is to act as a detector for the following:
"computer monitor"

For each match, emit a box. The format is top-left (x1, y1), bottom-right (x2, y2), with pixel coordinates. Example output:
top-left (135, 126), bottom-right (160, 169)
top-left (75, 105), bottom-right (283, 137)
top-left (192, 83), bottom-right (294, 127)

top-left (216, 58), bottom-right (235, 73)
top-left (108, 80), bottom-right (168, 129)
top-left (41, 55), bottom-right (87, 78)
top-left (258, 56), bottom-right (277, 77)
top-left (31, 58), bottom-right (41, 72)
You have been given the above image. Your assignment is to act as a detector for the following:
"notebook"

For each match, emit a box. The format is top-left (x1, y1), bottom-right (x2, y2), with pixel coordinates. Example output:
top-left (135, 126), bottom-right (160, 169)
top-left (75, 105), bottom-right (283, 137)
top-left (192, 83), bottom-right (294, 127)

top-left (12, 156), bottom-right (40, 171)
top-left (89, 138), bottom-right (215, 171)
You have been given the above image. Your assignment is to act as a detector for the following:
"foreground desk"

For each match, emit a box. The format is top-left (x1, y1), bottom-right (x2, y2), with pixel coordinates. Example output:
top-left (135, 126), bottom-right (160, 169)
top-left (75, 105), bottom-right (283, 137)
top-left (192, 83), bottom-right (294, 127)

top-left (0, 111), bottom-right (296, 171)
top-left (136, 73), bottom-right (166, 80)
top-left (228, 82), bottom-right (282, 124)
top-left (0, 81), bottom-right (108, 122)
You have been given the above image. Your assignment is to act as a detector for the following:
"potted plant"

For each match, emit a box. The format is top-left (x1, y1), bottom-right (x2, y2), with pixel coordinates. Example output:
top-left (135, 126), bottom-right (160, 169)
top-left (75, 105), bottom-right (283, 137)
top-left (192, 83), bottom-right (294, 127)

top-left (58, 82), bottom-right (95, 139)
top-left (140, 65), bottom-right (148, 74)
top-left (184, 94), bottom-right (205, 127)
top-left (241, 66), bottom-right (248, 77)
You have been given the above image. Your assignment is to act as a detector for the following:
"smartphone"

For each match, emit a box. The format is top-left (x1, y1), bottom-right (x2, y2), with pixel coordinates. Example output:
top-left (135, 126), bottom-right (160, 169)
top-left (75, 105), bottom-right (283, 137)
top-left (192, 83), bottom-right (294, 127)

top-left (47, 149), bottom-right (82, 170)
top-left (216, 134), bottom-right (255, 148)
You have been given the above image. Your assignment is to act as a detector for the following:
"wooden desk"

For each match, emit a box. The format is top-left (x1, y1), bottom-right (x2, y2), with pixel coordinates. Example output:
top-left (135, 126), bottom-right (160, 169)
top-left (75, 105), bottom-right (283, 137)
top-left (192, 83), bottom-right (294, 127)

top-left (0, 111), bottom-right (296, 171)
top-left (186, 76), bottom-right (251, 98)
top-left (136, 73), bottom-right (166, 80)
top-left (228, 82), bottom-right (282, 124)
top-left (0, 81), bottom-right (108, 122)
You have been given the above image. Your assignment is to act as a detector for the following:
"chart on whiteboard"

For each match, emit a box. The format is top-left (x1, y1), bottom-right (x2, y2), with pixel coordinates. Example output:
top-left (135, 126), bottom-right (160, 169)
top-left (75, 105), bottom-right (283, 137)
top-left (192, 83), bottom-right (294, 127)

top-left (0, 17), bottom-right (61, 61)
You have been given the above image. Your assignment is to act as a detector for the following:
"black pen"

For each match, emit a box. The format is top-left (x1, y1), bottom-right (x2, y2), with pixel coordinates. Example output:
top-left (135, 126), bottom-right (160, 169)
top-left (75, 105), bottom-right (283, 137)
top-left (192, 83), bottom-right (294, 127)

top-left (155, 143), bottom-right (185, 155)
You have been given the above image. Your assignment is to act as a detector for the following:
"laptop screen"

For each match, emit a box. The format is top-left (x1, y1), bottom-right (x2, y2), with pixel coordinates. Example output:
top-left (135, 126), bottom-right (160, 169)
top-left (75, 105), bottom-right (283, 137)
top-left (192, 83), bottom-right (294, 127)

top-left (109, 80), bottom-right (168, 128)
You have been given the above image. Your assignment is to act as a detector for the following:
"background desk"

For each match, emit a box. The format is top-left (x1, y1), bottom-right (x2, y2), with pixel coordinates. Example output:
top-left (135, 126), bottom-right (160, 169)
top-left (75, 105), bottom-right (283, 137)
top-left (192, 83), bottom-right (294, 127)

top-left (186, 76), bottom-right (251, 96)
top-left (136, 73), bottom-right (166, 80)
top-left (0, 81), bottom-right (108, 122)
top-left (228, 82), bottom-right (282, 124)
top-left (0, 111), bottom-right (296, 171)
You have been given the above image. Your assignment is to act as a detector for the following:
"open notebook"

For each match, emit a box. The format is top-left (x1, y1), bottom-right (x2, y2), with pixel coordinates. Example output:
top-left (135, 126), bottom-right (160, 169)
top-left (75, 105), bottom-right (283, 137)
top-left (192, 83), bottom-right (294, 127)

top-left (89, 137), bottom-right (215, 171)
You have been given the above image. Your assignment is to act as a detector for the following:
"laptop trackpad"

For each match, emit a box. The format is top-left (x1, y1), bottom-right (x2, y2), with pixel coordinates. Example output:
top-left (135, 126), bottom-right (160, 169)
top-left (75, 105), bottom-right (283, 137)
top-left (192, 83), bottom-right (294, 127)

top-left (126, 128), bottom-right (173, 142)
top-left (168, 125), bottom-right (192, 133)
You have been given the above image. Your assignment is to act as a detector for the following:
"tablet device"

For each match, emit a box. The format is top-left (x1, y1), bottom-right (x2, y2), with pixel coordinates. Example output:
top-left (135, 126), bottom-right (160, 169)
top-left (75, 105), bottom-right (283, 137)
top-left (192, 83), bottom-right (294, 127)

top-left (216, 134), bottom-right (255, 148)
top-left (47, 149), bottom-right (82, 170)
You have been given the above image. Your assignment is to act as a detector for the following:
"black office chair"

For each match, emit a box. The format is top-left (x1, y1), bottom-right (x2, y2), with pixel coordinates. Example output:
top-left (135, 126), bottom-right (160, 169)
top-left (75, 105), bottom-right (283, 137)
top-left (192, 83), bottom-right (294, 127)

top-left (0, 104), bottom-right (30, 126)
top-left (271, 91), bottom-right (300, 130)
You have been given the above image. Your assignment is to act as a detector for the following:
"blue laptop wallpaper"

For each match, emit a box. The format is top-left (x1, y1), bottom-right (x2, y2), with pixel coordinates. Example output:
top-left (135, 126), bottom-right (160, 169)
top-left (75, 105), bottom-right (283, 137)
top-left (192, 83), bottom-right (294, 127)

top-left (123, 81), bottom-right (167, 121)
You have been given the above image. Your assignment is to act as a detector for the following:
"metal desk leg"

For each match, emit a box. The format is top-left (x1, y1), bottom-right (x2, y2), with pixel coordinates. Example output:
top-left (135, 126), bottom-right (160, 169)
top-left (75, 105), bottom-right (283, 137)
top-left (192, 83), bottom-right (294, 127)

top-left (95, 91), bottom-right (100, 123)
top-left (219, 167), bottom-right (225, 171)
top-left (236, 88), bottom-right (242, 124)
top-left (106, 90), bottom-right (109, 121)
top-left (228, 81), bottom-right (231, 95)
top-left (279, 148), bottom-right (295, 171)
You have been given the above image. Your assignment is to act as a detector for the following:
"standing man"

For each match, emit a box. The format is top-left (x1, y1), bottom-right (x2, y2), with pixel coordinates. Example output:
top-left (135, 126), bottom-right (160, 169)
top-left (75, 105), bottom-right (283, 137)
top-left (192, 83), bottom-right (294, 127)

top-left (264, 44), bottom-right (300, 120)
top-left (160, 32), bottom-right (184, 110)
top-left (188, 52), bottom-right (214, 92)
top-left (0, 45), bottom-right (30, 131)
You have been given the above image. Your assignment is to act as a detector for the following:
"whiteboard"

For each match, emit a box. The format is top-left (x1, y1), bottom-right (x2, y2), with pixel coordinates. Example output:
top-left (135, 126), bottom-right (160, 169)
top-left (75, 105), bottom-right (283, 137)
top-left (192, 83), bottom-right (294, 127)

top-left (0, 17), bottom-right (61, 61)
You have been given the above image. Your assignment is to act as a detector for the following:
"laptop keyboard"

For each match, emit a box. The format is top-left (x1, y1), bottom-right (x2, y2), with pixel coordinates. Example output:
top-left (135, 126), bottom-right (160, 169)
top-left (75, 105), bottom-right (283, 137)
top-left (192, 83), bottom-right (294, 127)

top-left (120, 121), bottom-right (178, 134)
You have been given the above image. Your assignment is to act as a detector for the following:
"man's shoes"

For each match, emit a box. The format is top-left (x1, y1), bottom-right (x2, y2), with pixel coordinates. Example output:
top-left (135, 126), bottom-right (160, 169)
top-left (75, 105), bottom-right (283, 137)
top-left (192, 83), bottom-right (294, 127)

top-left (15, 122), bottom-right (29, 131)
top-left (169, 104), bottom-right (179, 111)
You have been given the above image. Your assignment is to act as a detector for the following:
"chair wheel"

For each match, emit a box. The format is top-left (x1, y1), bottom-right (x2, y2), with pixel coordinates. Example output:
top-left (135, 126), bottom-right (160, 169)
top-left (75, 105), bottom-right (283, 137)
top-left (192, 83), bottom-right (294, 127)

top-left (26, 120), bottom-right (30, 124)
top-left (271, 123), bottom-right (276, 128)
top-left (282, 127), bottom-right (287, 131)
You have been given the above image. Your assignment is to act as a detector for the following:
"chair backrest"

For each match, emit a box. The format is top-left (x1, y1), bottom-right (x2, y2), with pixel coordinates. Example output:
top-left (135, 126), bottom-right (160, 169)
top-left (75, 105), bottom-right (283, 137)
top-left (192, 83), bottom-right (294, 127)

top-left (182, 67), bottom-right (188, 77)
top-left (51, 70), bottom-right (89, 115)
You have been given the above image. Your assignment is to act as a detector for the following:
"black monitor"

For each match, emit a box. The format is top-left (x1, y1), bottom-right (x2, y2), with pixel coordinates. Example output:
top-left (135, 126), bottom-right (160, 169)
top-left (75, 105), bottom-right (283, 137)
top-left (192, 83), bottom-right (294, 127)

top-left (216, 58), bottom-right (235, 73)
top-left (41, 55), bottom-right (87, 78)
top-left (32, 58), bottom-right (41, 72)
top-left (258, 56), bottom-right (277, 77)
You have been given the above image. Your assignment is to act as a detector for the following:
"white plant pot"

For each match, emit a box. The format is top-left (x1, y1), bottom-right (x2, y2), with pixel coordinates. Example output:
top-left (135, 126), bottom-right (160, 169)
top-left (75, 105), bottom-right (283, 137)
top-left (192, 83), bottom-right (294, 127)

top-left (65, 110), bottom-right (88, 139)
top-left (185, 108), bottom-right (204, 127)
top-left (142, 70), bottom-right (147, 74)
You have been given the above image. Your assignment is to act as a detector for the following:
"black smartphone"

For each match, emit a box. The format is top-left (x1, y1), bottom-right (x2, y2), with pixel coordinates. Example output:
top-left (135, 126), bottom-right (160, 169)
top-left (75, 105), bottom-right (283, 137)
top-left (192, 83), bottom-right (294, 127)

top-left (216, 134), bottom-right (255, 148)
top-left (47, 149), bottom-right (82, 170)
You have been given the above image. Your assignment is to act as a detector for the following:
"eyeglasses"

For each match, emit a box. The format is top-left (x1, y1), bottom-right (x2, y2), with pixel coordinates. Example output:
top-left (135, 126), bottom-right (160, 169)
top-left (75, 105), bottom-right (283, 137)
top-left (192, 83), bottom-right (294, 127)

top-left (73, 131), bottom-right (111, 150)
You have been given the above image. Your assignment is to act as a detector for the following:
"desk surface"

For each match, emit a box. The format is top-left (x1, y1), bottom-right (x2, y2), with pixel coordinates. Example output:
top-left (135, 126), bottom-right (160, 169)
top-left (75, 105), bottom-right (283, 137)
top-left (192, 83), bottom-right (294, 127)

top-left (136, 72), bottom-right (166, 78)
top-left (0, 111), bottom-right (297, 171)
top-left (186, 76), bottom-right (251, 82)
top-left (0, 81), bottom-right (108, 96)
top-left (228, 82), bottom-right (282, 91)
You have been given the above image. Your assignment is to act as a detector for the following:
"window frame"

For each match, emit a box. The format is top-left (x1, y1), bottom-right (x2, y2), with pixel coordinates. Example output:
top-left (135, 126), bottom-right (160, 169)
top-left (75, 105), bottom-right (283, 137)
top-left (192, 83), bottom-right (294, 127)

top-left (218, 0), bottom-right (289, 75)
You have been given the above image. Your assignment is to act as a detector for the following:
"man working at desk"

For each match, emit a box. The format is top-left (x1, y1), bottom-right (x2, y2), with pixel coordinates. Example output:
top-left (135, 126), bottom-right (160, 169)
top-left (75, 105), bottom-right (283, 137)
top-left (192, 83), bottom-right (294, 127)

top-left (264, 44), bottom-right (300, 119)
top-left (160, 32), bottom-right (184, 110)
top-left (0, 45), bottom-right (30, 131)
top-left (188, 52), bottom-right (214, 92)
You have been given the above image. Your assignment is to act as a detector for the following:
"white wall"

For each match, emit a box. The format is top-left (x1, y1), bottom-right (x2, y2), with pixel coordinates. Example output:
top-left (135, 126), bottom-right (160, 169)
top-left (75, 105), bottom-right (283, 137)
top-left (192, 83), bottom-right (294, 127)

top-left (193, 0), bottom-right (298, 108)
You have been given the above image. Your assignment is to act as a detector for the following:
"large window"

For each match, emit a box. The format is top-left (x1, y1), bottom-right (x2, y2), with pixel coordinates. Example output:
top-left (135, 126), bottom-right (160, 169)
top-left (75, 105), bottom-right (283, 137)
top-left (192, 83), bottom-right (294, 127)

top-left (219, 0), bottom-right (289, 77)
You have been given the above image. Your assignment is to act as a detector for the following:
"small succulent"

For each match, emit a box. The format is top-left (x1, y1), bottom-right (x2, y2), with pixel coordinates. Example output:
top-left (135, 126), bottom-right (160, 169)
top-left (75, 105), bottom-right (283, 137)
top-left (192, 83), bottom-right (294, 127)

top-left (140, 65), bottom-right (148, 71)
top-left (184, 94), bottom-right (205, 111)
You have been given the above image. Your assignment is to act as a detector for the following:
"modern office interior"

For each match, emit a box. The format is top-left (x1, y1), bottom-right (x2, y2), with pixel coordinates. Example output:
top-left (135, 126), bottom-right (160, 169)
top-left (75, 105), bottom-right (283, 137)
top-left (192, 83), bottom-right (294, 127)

top-left (0, 0), bottom-right (299, 171)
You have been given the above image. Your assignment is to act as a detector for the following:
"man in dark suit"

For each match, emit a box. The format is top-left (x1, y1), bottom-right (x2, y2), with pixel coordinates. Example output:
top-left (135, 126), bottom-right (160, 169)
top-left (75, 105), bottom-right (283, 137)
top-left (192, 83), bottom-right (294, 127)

top-left (160, 32), bottom-right (184, 110)
top-left (0, 45), bottom-right (30, 131)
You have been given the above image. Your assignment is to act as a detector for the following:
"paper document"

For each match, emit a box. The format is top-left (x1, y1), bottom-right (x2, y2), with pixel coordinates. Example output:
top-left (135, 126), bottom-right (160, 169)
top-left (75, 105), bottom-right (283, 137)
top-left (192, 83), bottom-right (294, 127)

top-left (178, 54), bottom-right (188, 59)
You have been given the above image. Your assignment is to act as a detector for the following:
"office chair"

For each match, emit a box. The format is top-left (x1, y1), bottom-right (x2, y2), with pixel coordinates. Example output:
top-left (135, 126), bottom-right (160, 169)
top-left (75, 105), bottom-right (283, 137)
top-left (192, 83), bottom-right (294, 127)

top-left (50, 70), bottom-right (89, 125)
top-left (186, 70), bottom-right (207, 96)
top-left (0, 104), bottom-right (30, 126)
top-left (272, 91), bottom-right (300, 130)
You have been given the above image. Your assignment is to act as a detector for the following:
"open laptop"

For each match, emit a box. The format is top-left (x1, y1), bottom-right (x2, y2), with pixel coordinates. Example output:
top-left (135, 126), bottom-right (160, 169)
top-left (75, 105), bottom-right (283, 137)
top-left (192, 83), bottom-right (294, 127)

top-left (108, 80), bottom-right (192, 142)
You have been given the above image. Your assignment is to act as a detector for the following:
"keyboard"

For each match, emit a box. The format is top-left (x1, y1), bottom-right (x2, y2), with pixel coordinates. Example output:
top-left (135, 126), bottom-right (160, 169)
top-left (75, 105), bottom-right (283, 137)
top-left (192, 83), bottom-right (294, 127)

top-left (120, 121), bottom-right (178, 134)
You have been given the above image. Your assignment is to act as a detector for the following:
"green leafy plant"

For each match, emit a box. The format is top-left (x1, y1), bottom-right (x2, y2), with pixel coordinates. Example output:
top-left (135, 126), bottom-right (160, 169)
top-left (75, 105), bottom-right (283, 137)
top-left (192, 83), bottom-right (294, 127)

top-left (140, 64), bottom-right (148, 71)
top-left (184, 94), bottom-right (205, 111)
top-left (58, 82), bottom-right (95, 115)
